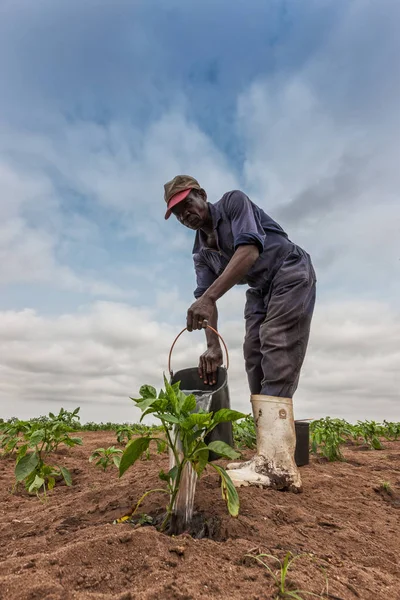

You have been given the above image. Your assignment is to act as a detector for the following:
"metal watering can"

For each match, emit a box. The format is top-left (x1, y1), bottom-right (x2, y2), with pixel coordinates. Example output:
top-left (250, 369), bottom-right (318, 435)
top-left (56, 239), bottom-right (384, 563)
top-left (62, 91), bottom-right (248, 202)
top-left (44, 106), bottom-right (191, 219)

top-left (168, 325), bottom-right (233, 462)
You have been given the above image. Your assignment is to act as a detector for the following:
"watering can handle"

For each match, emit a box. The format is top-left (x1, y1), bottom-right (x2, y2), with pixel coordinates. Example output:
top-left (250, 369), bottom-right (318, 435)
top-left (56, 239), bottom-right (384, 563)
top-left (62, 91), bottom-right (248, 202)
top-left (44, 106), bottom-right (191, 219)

top-left (168, 325), bottom-right (229, 376)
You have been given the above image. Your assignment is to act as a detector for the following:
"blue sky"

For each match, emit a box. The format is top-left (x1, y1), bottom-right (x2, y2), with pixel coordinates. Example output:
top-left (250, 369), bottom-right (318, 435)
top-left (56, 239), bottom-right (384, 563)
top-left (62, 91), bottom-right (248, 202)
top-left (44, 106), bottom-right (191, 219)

top-left (0, 0), bottom-right (399, 423)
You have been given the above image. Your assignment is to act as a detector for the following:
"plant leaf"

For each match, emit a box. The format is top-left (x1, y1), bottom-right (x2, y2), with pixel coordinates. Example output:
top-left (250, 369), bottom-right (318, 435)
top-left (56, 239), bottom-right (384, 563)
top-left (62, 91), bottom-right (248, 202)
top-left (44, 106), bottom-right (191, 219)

top-left (139, 384), bottom-right (157, 399)
top-left (211, 464), bottom-right (240, 517)
top-left (15, 452), bottom-right (39, 482)
top-left (163, 376), bottom-right (179, 415)
top-left (211, 409), bottom-right (246, 425)
top-left (160, 414), bottom-right (180, 424)
top-left (135, 396), bottom-right (160, 412)
top-left (28, 429), bottom-right (45, 447)
top-left (17, 444), bottom-right (28, 459)
top-left (112, 455), bottom-right (121, 467)
top-left (69, 437), bottom-right (83, 445)
top-left (28, 475), bottom-right (45, 493)
top-left (119, 437), bottom-right (151, 477)
top-left (192, 442), bottom-right (209, 477)
top-left (181, 413), bottom-right (211, 430)
top-left (207, 441), bottom-right (240, 460)
top-left (60, 466), bottom-right (72, 486)
top-left (181, 393), bottom-right (197, 414)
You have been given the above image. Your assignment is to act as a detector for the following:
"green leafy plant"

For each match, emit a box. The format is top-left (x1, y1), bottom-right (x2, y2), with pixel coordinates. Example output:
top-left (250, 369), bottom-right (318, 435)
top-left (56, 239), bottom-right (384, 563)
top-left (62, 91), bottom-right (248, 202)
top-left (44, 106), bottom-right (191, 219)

top-left (119, 376), bottom-right (245, 534)
top-left (89, 446), bottom-right (123, 471)
top-left (116, 426), bottom-right (134, 445)
top-left (13, 411), bottom-right (82, 496)
top-left (353, 420), bottom-right (385, 450)
top-left (310, 417), bottom-right (353, 462)
top-left (382, 421), bottom-right (400, 441)
top-left (379, 481), bottom-right (392, 494)
top-left (247, 551), bottom-right (326, 599)
top-left (233, 414), bottom-right (257, 450)
top-left (0, 419), bottom-right (31, 456)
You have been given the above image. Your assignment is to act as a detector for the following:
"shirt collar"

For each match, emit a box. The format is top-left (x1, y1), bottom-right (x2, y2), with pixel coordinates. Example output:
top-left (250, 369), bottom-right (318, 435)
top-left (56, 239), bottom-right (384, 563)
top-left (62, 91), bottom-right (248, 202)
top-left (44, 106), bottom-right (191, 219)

top-left (192, 202), bottom-right (221, 254)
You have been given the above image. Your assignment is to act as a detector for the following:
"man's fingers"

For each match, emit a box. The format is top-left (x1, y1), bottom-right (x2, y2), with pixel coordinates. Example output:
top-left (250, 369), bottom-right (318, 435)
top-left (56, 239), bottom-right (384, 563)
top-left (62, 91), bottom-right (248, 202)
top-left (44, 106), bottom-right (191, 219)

top-left (203, 358), bottom-right (208, 384)
top-left (192, 312), bottom-right (201, 331)
top-left (198, 355), bottom-right (208, 383)
top-left (198, 355), bottom-right (203, 379)
top-left (187, 309), bottom-right (193, 332)
top-left (206, 358), bottom-right (217, 385)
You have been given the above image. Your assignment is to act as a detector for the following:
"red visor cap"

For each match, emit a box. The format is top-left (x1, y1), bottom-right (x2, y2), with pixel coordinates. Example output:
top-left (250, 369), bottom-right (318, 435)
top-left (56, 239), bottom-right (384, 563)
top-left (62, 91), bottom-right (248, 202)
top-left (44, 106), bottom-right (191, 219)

top-left (164, 188), bottom-right (192, 220)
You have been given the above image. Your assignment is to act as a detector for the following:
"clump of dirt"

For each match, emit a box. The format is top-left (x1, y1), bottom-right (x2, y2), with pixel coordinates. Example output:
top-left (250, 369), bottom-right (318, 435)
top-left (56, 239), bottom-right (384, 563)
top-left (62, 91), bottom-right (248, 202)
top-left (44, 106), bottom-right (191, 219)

top-left (0, 431), bottom-right (400, 600)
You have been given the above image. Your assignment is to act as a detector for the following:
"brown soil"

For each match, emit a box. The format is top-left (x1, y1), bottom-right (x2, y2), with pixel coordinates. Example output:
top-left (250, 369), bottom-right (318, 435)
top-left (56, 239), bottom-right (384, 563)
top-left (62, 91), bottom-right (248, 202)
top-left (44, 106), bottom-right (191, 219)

top-left (0, 432), bottom-right (399, 600)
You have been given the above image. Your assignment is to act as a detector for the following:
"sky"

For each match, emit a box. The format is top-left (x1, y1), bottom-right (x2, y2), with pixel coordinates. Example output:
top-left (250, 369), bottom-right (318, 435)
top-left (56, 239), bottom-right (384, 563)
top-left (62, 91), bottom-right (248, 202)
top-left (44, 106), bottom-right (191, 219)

top-left (0, 0), bottom-right (399, 425)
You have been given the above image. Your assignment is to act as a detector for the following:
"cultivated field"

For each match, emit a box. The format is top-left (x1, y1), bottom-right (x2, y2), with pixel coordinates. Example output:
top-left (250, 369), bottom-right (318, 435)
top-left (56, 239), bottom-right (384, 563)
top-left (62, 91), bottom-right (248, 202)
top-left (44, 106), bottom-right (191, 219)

top-left (0, 413), bottom-right (399, 600)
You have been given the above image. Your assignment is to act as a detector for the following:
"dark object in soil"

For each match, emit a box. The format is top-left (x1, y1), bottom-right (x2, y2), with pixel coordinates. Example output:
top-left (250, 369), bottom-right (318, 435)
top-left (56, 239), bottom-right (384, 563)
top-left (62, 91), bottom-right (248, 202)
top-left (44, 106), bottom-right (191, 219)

top-left (170, 366), bottom-right (233, 461)
top-left (295, 421), bottom-right (309, 467)
top-left (127, 510), bottom-right (224, 541)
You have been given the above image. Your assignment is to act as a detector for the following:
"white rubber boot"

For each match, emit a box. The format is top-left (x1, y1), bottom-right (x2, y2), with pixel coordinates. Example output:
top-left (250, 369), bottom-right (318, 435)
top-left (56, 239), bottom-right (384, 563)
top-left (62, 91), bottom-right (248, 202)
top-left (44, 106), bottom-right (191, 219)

top-left (226, 395), bottom-right (302, 493)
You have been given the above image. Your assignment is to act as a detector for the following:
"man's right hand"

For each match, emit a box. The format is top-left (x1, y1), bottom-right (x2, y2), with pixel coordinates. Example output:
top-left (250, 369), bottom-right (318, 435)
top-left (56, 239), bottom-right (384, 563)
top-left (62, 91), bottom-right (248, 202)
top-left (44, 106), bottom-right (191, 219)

top-left (198, 345), bottom-right (223, 385)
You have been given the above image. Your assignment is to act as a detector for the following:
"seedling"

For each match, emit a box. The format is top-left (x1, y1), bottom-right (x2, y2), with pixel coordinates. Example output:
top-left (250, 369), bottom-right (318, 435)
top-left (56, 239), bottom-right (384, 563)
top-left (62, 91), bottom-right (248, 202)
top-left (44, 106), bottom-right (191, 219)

top-left (0, 420), bottom-right (31, 456)
top-left (233, 414), bottom-right (257, 451)
top-left (379, 481), bottom-right (392, 494)
top-left (310, 418), bottom-right (353, 461)
top-left (13, 410), bottom-right (82, 496)
top-left (116, 426), bottom-right (134, 445)
top-left (89, 446), bottom-right (123, 471)
top-left (354, 420), bottom-right (385, 450)
top-left (382, 421), bottom-right (400, 441)
top-left (247, 551), bottom-right (326, 599)
top-left (119, 376), bottom-right (245, 534)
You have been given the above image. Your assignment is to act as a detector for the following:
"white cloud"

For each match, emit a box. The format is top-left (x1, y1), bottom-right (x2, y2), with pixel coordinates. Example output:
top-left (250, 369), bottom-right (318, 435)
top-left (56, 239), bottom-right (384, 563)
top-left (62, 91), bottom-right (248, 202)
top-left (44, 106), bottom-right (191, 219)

top-left (0, 0), bottom-right (399, 425)
top-left (0, 299), bottom-right (399, 424)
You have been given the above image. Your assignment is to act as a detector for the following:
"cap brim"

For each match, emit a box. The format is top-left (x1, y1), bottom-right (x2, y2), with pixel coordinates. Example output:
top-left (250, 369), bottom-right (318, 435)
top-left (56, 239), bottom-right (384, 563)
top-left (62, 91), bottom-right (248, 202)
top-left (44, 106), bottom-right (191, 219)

top-left (165, 188), bottom-right (192, 220)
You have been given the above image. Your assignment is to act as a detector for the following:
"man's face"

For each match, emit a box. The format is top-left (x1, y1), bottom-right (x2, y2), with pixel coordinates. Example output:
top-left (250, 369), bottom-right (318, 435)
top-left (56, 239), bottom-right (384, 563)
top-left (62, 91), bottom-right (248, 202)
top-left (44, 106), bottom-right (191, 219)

top-left (171, 190), bottom-right (208, 230)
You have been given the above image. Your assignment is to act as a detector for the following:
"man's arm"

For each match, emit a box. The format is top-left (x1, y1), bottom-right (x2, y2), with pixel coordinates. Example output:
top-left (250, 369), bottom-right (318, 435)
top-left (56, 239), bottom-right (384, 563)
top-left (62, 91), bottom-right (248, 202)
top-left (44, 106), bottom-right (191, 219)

top-left (206, 304), bottom-right (219, 347)
top-left (187, 244), bottom-right (260, 331)
top-left (198, 304), bottom-right (223, 384)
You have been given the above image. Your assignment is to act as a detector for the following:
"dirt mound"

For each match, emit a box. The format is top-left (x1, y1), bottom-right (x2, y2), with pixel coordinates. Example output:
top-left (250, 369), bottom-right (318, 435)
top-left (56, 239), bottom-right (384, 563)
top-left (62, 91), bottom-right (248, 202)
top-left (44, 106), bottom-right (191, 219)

top-left (0, 431), bottom-right (399, 599)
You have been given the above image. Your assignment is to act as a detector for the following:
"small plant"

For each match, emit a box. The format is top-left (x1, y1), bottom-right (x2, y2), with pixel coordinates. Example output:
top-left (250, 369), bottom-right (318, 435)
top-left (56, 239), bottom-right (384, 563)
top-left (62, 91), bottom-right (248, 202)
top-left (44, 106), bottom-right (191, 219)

top-left (138, 513), bottom-right (154, 525)
top-left (354, 420), bottom-right (385, 450)
top-left (382, 421), bottom-right (400, 441)
top-left (247, 551), bottom-right (326, 599)
top-left (119, 376), bottom-right (245, 534)
top-left (89, 446), bottom-right (123, 471)
top-left (116, 426), bottom-right (134, 445)
top-left (140, 438), bottom-right (167, 461)
top-left (0, 419), bottom-right (31, 456)
top-left (379, 481), bottom-right (392, 494)
top-left (49, 407), bottom-right (81, 429)
top-left (13, 411), bottom-right (82, 496)
top-left (233, 414), bottom-right (257, 450)
top-left (310, 417), bottom-right (353, 462)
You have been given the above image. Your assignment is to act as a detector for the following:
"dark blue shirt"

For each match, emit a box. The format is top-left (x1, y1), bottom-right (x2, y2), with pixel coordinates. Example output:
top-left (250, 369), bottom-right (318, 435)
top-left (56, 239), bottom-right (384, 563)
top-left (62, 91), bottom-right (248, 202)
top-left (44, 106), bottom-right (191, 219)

top-left (193, 190), bottom-right (295, 298)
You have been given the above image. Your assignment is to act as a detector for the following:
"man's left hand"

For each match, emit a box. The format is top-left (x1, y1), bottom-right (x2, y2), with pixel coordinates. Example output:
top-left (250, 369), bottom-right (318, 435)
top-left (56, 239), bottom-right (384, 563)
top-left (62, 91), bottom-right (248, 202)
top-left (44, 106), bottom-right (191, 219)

top-left (187, 295), bottom-right (215, 331)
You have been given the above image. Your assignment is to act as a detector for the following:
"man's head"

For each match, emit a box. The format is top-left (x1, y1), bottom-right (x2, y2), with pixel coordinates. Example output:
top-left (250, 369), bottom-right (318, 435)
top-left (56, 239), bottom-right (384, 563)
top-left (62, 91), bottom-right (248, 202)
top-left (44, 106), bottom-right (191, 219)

top-left (164, 174), bottom-right (208, 230)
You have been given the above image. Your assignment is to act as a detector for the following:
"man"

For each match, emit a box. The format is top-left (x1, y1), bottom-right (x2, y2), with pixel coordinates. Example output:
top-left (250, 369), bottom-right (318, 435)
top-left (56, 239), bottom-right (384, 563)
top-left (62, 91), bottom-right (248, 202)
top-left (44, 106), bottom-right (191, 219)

top-left (164, 175), bottom-right (316, 492)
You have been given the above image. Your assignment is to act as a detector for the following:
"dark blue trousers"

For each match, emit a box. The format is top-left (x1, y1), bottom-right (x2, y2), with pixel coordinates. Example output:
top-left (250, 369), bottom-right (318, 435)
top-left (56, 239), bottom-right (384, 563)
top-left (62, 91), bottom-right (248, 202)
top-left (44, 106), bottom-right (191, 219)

top-left (243, 246), bottom-right (316, 398)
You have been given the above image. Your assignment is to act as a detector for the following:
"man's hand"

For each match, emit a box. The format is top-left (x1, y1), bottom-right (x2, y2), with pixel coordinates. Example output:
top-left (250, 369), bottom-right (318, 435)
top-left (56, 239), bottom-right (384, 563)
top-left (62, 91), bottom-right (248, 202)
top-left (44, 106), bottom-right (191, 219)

top-left (187, 294), bottom-right (215, 331)
top-left (198, 345), bottom-right (223, 385)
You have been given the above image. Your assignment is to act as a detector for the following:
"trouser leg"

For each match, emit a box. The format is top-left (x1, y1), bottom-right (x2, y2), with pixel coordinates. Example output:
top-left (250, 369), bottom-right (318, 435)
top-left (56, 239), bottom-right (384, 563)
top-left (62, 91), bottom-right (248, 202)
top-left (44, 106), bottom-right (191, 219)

top-left (243, 288), bottom-right (265, 395)
top-left (259, 248), bottom-right (316, 398)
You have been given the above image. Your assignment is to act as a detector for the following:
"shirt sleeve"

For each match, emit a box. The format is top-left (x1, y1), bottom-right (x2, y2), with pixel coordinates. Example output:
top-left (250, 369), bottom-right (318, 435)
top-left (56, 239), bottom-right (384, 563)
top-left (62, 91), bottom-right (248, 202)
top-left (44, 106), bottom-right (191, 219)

top-left (193, 252), bottom-right (219, 299)
top-left (225, 190), bottom-right (266, 253)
